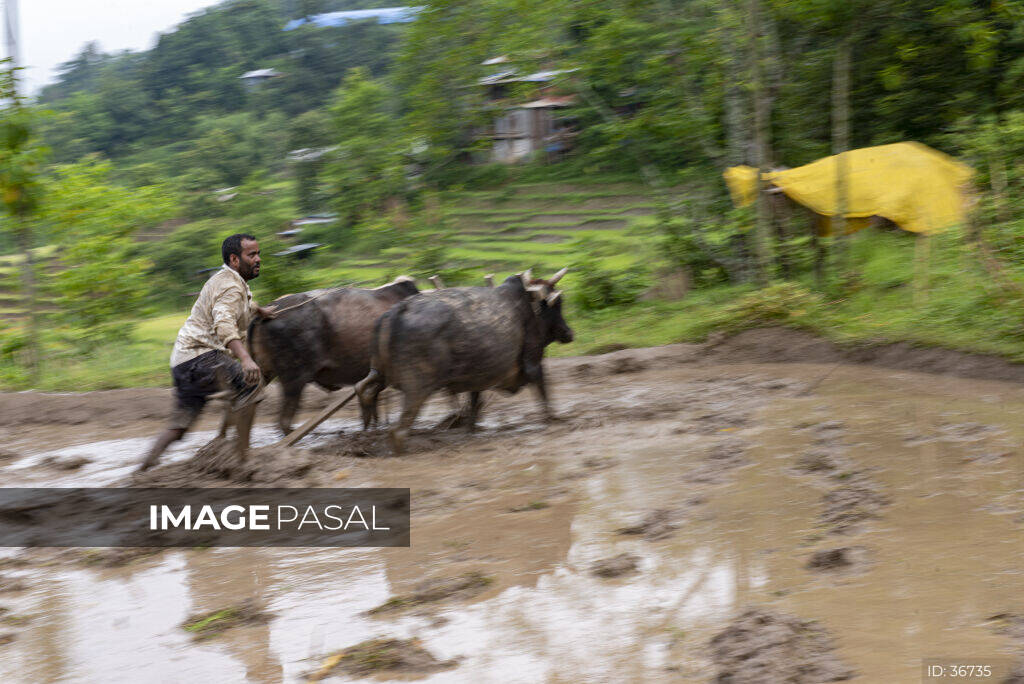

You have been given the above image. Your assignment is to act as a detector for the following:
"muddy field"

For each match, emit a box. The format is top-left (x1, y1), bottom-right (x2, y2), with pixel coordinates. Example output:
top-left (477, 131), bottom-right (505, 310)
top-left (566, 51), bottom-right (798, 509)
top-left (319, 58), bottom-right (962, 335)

top-left (0, 328), bottom-right (1022, 682)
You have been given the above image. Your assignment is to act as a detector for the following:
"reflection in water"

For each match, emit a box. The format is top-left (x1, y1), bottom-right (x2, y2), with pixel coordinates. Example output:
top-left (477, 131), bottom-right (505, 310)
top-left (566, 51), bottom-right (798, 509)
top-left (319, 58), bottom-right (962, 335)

top-left (0, 363), bottom-right (1021, 681)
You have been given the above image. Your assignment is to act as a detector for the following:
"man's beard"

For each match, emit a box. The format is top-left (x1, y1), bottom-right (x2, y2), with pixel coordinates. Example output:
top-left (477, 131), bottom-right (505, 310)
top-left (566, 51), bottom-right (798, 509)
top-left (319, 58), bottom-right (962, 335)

top-left (241, 263), bottom-right (260, 280)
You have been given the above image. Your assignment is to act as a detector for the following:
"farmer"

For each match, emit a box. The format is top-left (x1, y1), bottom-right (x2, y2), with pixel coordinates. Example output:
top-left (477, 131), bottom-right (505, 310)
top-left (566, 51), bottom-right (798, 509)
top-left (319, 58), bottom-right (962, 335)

top-left (137, 233), bottom-right (277, 472)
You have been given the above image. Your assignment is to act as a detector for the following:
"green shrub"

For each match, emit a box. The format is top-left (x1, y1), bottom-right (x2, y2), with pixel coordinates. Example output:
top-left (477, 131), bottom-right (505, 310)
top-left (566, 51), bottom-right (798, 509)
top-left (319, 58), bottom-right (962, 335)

top-left (571, 257), bottom-right (648, 310)
top-left (700, 282), bottom-right (825, 335)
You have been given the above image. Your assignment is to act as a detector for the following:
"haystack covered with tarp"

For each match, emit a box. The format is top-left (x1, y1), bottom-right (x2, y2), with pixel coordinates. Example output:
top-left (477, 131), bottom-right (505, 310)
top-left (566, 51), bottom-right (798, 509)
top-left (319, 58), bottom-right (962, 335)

top-left (723, 142), bottom-right (973, 235)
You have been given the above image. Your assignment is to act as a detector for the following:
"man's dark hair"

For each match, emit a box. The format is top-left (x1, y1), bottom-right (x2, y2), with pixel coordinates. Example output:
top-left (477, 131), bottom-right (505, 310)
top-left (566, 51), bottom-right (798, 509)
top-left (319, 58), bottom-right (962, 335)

top-left (222, 233), bottom-right (257, 265)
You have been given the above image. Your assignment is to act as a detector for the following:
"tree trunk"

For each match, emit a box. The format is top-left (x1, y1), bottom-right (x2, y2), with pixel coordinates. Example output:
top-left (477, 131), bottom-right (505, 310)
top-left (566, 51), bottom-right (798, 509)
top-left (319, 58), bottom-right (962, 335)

top-left (748, 0), bottom-right (774, 285)
top-left (721, 6), bottom-right (748, 166)
top-left (15, 218), bottom-right (39, 382)
top-left (831, 36), bottom-right (852, 280)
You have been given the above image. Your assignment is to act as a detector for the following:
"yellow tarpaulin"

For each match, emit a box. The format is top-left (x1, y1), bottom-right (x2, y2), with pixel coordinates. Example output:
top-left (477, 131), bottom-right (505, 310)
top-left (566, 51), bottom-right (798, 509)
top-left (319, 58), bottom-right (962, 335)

top-left (723, 142), bottom-right (973, 235)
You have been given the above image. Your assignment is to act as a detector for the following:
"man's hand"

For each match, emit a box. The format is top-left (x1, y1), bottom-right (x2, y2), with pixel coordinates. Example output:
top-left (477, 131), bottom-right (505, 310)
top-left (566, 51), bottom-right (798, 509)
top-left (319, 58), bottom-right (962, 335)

top-left (241, 357), bottom-right (262, 385)
top-left (227, 339), bottom-right (262, 386)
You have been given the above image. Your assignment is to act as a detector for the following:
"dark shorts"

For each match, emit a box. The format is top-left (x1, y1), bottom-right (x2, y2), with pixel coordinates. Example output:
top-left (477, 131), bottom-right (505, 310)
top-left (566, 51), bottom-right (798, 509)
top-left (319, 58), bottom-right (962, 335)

top-left (168, 350), bottom-right (248, 430)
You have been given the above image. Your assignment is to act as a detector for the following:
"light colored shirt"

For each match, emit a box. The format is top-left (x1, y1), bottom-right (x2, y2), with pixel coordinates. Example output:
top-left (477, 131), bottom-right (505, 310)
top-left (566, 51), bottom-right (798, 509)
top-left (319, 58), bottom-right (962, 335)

top-left (170, 265), bottom-right (256, 367)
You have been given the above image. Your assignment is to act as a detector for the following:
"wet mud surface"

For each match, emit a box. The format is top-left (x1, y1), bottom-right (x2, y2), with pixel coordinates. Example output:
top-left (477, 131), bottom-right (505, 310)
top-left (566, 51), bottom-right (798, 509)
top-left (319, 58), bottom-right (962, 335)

top-left (1, 328), bottom-right (1023, 682)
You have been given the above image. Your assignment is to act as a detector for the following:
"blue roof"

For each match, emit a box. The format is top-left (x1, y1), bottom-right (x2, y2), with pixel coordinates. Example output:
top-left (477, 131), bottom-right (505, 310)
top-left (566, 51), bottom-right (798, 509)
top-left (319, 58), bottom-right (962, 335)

top-left (284, 7), bottom-right (421, 30)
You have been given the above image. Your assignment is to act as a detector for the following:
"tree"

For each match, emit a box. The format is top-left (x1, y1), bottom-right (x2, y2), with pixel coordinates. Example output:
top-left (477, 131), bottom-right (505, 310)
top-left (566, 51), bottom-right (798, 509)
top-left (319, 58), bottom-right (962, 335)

top-left (0, 63), bottom-right (47, 381)
top-left (42, 160), bottom-right (174, 349)
top-left (324, 68), bottom-right (409, 238)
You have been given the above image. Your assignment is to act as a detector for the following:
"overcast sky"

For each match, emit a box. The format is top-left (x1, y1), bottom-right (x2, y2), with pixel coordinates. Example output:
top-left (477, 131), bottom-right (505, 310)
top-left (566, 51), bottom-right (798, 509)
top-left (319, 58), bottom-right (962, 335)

top-left (15, 0), bottom-right (223, 94)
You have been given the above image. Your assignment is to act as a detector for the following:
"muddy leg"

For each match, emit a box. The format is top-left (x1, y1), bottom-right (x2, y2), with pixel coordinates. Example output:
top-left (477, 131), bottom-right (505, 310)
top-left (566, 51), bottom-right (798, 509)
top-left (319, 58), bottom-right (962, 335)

top-left (525, 362), bottom-right (553, 421)
top-left (466, 391), bottom-right (482, 432)
top-left (277, 386), bottom-right (302, 436)
top-left (391, 390), bottom-right (428, 455)
top-left (217, 406), bottom-right (234, 439)
top-left (233, 402), bottom-right (256, 461)
top-left (436, 391), bottom-right (466, 429)
top-left (138, 427), bottom-right (185, 472)
top-left (355, 369), bottom-right (385, 430)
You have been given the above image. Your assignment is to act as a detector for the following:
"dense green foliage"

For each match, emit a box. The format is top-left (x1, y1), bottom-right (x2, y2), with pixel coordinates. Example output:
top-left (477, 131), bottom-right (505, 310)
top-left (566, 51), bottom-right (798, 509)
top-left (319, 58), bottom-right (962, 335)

top-left (10, 0), bottom-right (1024, 389)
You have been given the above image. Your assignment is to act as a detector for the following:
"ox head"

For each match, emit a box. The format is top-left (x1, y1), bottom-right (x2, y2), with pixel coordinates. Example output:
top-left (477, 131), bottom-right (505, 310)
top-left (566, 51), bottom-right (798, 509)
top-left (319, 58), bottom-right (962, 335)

top-left (521, 267), bottom-right (573, 345)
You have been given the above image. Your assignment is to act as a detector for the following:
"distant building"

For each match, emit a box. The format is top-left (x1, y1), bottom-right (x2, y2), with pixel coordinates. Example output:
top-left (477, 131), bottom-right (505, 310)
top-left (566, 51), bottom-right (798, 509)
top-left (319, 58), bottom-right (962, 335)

top-left (283, 7), bottom-right (422, 30)
top-left (239, 68), bottom-right (283, 90)
top-left (475, 61), bottom-right (579, 163)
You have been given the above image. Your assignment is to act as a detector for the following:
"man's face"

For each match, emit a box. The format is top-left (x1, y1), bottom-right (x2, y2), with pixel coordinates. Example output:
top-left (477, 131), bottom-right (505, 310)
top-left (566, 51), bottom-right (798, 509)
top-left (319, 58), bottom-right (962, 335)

top-left (231, 239), bottom-right (261, 280)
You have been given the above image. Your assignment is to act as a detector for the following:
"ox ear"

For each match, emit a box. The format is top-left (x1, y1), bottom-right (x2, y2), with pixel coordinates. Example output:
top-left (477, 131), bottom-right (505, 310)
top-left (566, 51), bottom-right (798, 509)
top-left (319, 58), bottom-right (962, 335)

top-left (546, 291), bottom-right (562, 306)
top-left (549, 267), bottom-right (568, 286)
top-left (519, 269), bottom-right (533, 287)
top-left (484, 274), bottom-right (495, 287)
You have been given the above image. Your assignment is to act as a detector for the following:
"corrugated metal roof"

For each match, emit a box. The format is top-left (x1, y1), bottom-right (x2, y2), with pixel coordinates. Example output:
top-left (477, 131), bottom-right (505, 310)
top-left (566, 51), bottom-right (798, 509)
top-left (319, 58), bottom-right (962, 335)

top-left (284, 7), bottom-right (421, 30)
top-left (520, 95), bottom-right (577, 109)
top-left (240, 68), bottom-right (281, 79)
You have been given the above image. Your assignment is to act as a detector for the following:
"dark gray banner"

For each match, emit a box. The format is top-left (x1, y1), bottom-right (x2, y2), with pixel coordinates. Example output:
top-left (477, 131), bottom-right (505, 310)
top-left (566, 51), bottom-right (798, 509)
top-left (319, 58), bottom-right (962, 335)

top-left (0, 488), bottom-right (410, 547)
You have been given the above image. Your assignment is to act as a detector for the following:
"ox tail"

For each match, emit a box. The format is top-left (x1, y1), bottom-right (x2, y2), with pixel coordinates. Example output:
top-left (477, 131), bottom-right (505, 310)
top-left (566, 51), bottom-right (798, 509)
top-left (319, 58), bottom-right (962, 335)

top-left (373, 310), bottom-right (394, 377)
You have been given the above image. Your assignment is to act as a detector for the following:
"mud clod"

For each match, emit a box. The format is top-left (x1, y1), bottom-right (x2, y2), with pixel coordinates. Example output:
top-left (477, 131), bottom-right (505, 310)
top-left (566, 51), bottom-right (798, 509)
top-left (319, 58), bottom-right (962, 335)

top-left (368, 572), bottom-right (493, 614)
top-left (793, 452), bottom-right (841, 475)
top-left (686, 440), bottom-right (748, 484)
top-left (590, 553), bottom-right (640, 578)
top-left (608, 357), bottom-right (646, 375)
top-left (806, 546), bottom-right (871, 573)
top-left (820, 476), bottom-right (889, 535)
top-left (986, 614), bottom-right (1024, 682)
top-left (0, 633), bottom-right (15, 646)
top-left (39, 455), bottom-right (91, 471)
top-left (709, 607), bottom-right (855, 683)
top-left (311, 638), bottom-right (456, 678)
top-left (182, 599), bottom-right (268, 640)
top-left (617, 509), bottom-right (679, 541)
top-left (133, 437), bottom-right (317, 486)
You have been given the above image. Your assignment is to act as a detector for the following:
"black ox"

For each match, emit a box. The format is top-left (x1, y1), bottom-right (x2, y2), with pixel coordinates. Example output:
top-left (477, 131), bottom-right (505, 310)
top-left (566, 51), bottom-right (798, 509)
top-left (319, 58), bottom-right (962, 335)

top-left (228, 277), bottom-right (420, 450)
top-left (355, 268), bottom-right (573, 453)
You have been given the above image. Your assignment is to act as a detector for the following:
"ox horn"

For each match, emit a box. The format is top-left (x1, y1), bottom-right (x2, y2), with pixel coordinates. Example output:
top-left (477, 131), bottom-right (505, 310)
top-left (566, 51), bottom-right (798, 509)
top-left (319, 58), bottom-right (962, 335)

top-left (546, 291), bottom-right (562, 305)
top-left (527, 285), bottom-right (546, 300)
top-left (519, 268), bottom-right (533, 287)
top-left (429, 275), bottom-right (446, 289)
top-left (484, 274), bottom-right (495, 287)
top-left (549, 267), bottom-right (568, 286)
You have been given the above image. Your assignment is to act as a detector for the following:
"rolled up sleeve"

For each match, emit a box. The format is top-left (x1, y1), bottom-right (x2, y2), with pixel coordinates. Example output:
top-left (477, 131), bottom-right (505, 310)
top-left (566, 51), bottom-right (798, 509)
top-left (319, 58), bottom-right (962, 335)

top-left (212, 286), bottom-right (245, 347)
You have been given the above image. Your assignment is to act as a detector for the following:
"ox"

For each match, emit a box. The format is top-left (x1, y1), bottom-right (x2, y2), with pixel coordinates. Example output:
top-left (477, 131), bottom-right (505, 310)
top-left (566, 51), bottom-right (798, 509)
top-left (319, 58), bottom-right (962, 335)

top-left (227, 277), bottom-right (420, 451)
top-left (354, 268), bottom-right (572, 453)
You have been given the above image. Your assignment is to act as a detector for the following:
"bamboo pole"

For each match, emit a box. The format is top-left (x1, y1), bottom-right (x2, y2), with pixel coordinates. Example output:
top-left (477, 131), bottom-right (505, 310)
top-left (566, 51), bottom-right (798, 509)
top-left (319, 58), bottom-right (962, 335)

top-left (747, 0), bottom-right (774, 284)
top-left (831, 36), bottom-right (851, 282)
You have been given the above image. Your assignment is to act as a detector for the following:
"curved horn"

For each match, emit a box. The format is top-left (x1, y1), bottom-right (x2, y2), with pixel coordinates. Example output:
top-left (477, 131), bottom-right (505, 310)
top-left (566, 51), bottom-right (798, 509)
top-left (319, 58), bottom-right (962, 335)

top-left (546, 291), bottom-right (562, 305)
top-left (519, 269), bottom-right (533, 286)
top-left (527, 285), bottom-right (546, 300)
top-left (484, 274), bottom-right (495, 287)
top-left (549, 267), bottom-right (568, 286)
top-left (429, 275), bottom-right (445, 289)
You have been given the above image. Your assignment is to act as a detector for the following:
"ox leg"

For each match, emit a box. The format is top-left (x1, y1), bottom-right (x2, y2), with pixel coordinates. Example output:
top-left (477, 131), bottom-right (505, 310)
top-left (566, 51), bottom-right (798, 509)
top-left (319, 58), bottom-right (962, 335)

top-left (278, 385), bottom-right (303, 436)
top-left (391, 391), bottom-right (428, 455)
top-left (355, 369), bottom-right (385, 430)
top-left (525, 362), bottom-right (554, 421)
top-left (466, 391), bottom-right (482, 432)
top-left (233, 402), bottom-right (256, 461)
top-left (436, 391), bottom-right (466, 430)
